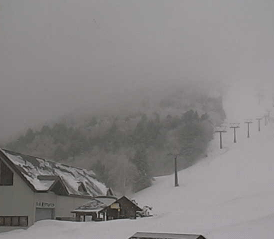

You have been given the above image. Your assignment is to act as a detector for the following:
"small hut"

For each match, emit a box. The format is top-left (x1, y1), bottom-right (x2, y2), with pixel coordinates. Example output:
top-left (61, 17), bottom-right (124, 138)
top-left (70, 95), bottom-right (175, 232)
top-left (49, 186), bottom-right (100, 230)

top-left (129, 232), bottom-right (206, 239)
top-left (100, 196), bottom-right (142, 220)
top-left (72, 196), bottom-right (141, 221)
top-left (71, 196), bottom-right (117, 221)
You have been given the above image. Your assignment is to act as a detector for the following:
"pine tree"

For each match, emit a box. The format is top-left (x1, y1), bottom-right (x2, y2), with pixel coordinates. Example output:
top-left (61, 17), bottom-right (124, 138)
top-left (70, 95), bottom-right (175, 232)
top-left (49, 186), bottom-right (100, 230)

top-left (24, 128), bottom-right (35, 144)
top-left (131, 146), bottom-right (152, 192)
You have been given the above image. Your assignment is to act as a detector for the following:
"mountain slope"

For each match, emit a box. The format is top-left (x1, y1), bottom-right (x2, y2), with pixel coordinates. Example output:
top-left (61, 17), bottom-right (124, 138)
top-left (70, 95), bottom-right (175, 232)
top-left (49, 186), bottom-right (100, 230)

top-left (1, 83), bottom-right (274, 239)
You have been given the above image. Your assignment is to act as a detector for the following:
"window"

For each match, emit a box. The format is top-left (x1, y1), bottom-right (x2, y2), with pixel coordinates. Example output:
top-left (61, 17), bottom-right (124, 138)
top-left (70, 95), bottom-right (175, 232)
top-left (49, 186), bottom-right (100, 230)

top-left (0, 216), bottom-right (28, 227)
top-left (4, 217), bottom-right (11, 226)
top-left (0, 160), bottom-right (14, 186)
top-left (78, 182), bottom-right (87, 194)
top-left (50, 180), bottom-right (68, 196)
top-left (12, 217), bottom-right (19, 226)
top-left (19, 216), bottom-right (28, 227)
top-left (0, 217), bottom-right (4, 226)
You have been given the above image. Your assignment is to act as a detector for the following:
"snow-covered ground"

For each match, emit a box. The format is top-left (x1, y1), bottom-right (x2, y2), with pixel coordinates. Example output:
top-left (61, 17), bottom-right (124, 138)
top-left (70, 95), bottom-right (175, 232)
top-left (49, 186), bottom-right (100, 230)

top-left (1, 82), bottom-right (274, 239)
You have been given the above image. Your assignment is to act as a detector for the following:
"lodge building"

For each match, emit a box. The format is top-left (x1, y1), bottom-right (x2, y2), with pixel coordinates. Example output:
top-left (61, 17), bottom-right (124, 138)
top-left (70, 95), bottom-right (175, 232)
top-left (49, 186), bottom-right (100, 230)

top-left (0, 149), bottom-right (107, 233)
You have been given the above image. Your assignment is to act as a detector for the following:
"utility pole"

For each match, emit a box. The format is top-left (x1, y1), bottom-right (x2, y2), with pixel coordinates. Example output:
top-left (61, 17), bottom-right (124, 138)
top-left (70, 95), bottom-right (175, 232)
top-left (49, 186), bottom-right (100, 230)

top-left (244, 120), bottom-right (253, 138)
top-left (256, 117), bottom-right (262, 132)
top-left (167, 152), bottom-right (180, 187)
top-left (174, 155), bottom-right (179, 187)
top-left (230, 123), bottom-right (240, 143)
top-left (215, 127), bottom-right (227, 149)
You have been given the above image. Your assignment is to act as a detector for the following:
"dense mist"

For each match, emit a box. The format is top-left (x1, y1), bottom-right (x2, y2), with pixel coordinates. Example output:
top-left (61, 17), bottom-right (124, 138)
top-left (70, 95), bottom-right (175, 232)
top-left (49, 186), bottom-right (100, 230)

top-left (0, 0), bottom-right (274, 141)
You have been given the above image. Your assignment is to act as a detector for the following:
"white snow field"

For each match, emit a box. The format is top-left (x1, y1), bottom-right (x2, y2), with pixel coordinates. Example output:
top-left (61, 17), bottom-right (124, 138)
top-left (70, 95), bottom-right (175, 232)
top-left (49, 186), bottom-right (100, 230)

top-left (1, 83), bottom-right (274, 239)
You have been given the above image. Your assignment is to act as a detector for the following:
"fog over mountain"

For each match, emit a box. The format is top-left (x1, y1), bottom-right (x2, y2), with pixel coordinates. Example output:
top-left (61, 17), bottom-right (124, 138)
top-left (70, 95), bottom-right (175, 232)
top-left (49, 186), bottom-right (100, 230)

top-left (0, 0), bottom-right (274, 141)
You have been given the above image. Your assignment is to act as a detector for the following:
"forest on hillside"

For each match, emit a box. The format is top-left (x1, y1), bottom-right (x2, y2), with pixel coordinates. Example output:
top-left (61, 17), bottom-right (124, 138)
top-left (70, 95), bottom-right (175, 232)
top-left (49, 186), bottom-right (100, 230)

top-left (5, 87), bottom-right (226, 194)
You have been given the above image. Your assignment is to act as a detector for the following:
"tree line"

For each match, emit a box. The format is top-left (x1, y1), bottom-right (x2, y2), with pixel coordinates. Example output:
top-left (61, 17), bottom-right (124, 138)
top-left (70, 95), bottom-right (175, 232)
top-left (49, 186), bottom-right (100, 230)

top-left (6, 109), bottom-right (216, 194)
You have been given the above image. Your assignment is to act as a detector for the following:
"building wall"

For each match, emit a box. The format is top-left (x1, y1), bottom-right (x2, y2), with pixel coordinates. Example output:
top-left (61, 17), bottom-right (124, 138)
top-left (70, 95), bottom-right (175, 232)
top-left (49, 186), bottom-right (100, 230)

top-left (117, 197), bottom-right (140, 219)
top-left (35, 193), bottom-right (90, 219)
top-left (35, 192), bottom-right (57, 220)
top-left (0, 160), bottom-right (35, 233)
top-left (0, 158), bottom-right (93, 233)
top-left (55, 196), bottom-right (90, 218)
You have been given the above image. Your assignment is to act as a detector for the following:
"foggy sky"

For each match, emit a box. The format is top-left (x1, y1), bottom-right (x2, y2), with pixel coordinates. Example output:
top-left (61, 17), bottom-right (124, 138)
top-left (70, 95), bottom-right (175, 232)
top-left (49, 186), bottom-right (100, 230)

top-left (0, 0), bottom-right (274, 141)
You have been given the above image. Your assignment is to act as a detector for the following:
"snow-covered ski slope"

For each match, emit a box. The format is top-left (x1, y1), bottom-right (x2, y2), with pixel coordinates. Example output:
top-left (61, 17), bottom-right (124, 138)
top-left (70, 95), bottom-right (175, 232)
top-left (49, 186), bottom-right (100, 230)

top-left (1, 82), bottom-right (274, 239)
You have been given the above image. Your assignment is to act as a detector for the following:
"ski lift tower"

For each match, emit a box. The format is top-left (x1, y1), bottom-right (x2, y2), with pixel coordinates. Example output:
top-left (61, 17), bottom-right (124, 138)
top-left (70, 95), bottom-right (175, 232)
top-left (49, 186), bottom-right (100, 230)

top-left (230, 123), bottom-right (240, 143)
top-left (215, 125), bottom-right (227, 149)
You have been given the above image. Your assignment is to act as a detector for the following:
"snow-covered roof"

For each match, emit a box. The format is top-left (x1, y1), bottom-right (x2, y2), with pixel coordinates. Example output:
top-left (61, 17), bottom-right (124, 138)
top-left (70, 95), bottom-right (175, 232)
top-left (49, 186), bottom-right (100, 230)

top-left (94, 196), bottom-right (117, 206)
top-left (71, 197), bottom-right (117, 213)
top-left (130, 232), bottom-right (205, 239)
top-left (71, 196), bottom-right (141, 214)
top-left (0, 149), bottom-right (107, 197)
